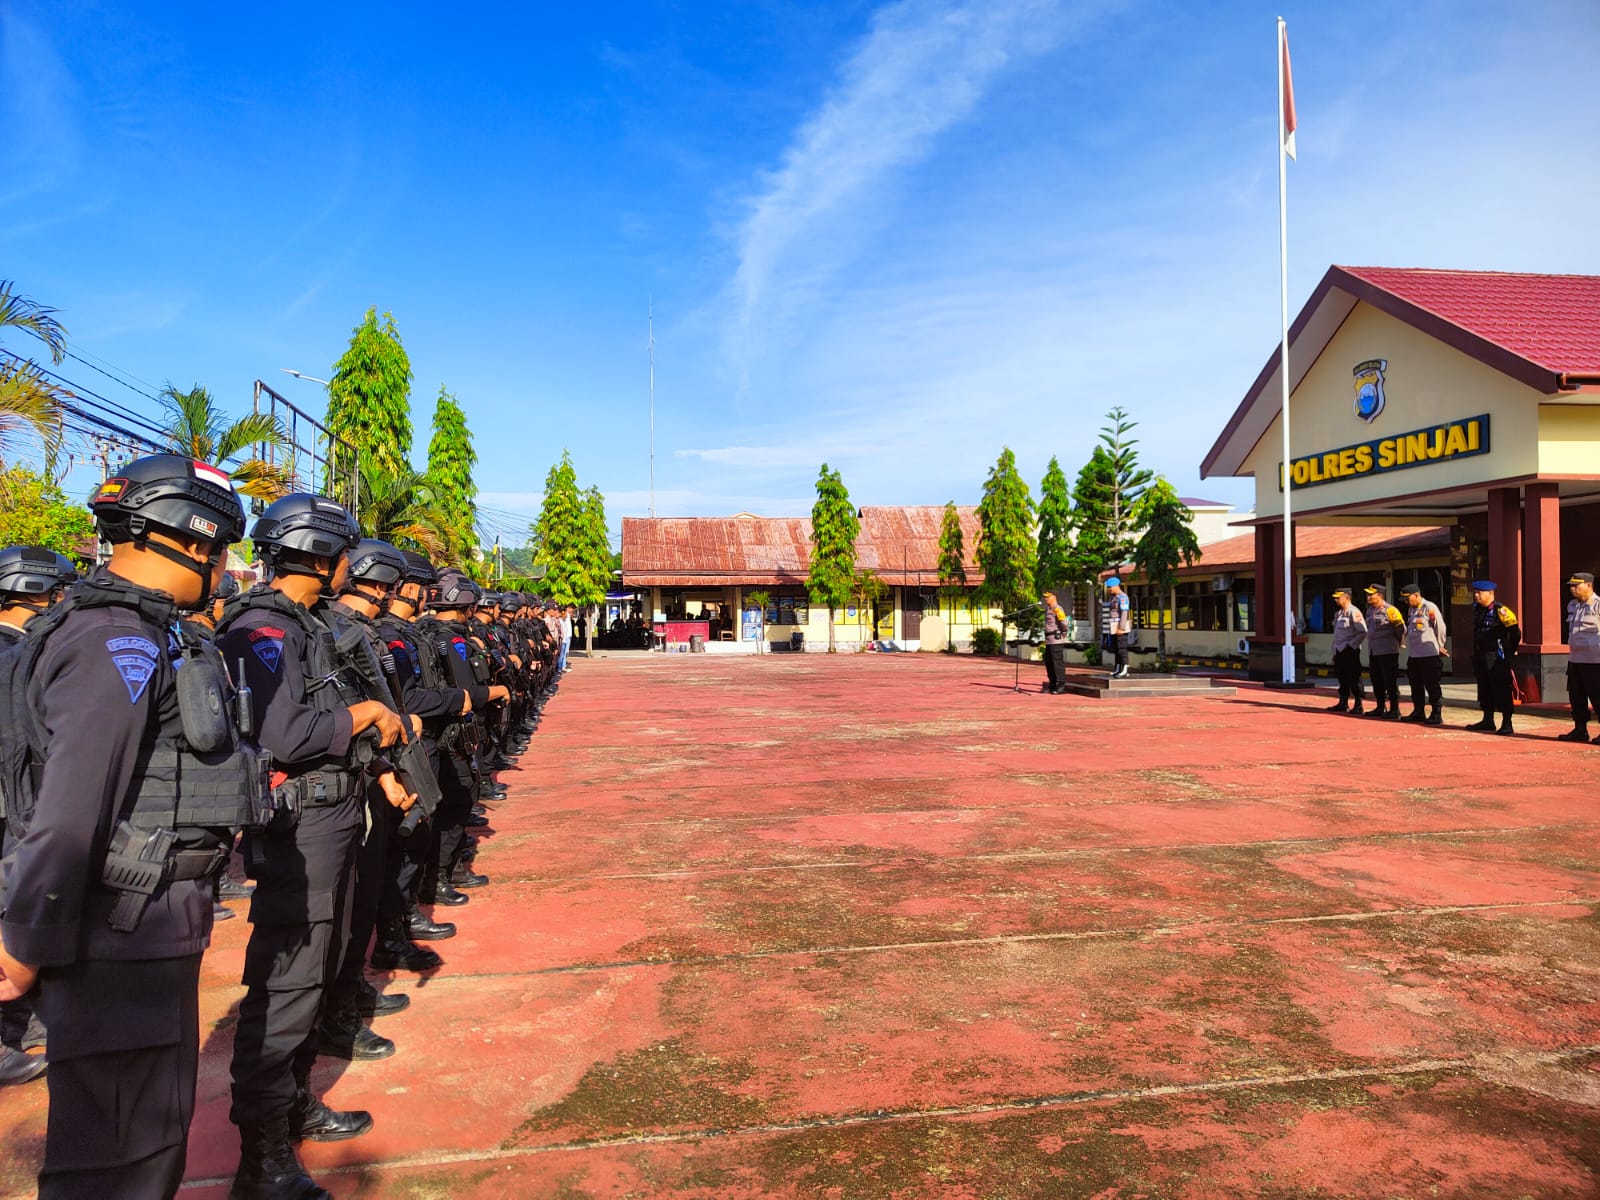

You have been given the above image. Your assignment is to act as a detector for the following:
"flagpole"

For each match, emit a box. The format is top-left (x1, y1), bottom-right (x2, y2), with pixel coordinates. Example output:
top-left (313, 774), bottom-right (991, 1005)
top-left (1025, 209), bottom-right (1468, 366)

top-left (1277, 15), bottom-right (1295, 685)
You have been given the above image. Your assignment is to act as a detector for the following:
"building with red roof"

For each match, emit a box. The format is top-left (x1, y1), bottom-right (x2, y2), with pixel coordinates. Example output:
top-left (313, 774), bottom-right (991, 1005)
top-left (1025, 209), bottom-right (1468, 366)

top-left (1201, 265), bottom-right (1600, 686)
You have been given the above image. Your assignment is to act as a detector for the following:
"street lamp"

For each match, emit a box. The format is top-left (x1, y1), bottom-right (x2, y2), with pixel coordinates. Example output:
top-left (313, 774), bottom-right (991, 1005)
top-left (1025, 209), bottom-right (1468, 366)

top-left (279, 369), bottom-right (330, 387)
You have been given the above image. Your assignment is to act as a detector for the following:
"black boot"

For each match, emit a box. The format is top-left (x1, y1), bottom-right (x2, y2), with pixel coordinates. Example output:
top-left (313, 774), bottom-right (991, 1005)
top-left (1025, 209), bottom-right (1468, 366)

top-left (0, 1045), bottom-right (45, 1086)
top-left (230, 1118), bottom-right (331, 1200)
top-left (1403, 709), bottom-right (1427, 723)
top-left (289, 1088), bottom-right (373, 1142)
top-left (1364, 705), bottom-right (1387, 718)
top-left (1497, 716), bottom-right (1515, 736)
top-left (450, 865), bottom-right (490, 889)
top-left (354, 976), bottom-right (409, 1018)
top-left (370, 918), bottom-right (444, 971)
top-left (1465, 716), bottom-right (1496, 732)
top-left (1326, 700), bottom-right (1349, 712)
top-left (423, 881), bottom-right (470, 907)
top-left (1424, 708), bottom-right (1443, 726)
top-left (407, 909), bottom-right (457, 940)
top-left (316, 998), bottom-right (396, 1061)
top-left (1557, 727), bottom-right (1590, 742)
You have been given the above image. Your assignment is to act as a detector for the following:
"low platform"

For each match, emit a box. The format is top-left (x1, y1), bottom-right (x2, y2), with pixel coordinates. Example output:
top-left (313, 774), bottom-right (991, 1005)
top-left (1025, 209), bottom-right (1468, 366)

top-left (1055, 669), bottom-right (1236, 699)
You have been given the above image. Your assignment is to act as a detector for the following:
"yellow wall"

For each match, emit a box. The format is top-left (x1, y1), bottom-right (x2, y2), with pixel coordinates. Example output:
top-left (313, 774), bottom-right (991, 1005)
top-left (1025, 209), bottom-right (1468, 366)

top-left (1246, 302), bottom-right (1548, 517)
top-left (1538, 403), bottom-right (1600, 474)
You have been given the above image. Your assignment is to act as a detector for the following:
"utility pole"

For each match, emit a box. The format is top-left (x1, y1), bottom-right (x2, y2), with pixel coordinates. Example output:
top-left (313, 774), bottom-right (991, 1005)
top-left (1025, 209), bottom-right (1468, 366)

top-left (648, 299), bottom-right (656, 519)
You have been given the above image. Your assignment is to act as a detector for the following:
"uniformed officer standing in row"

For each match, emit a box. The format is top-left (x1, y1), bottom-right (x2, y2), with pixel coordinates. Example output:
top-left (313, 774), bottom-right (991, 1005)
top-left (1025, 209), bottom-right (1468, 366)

top-left (1326, 587), bottom-right (1367, 714)
top-left (1400, 583), bottom-right (1449, 724)
top-left (0, 456), bottom-right (260, 1199)
top-left (0, 546), bottom-right (77, 1088)
top-left (1464, 581), bottom-right (1520, 736)
top-left (1560, 571), bottom-right (1600, 744)
top-left (218, 495), bottom-right (412, 1200)
top-left (1362, 584), bottom-right (1405, 720)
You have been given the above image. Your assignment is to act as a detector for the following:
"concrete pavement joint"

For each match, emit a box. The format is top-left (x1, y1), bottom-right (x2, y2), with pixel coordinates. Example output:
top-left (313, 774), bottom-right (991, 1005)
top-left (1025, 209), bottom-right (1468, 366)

top-left (422, 895), bottom-right (1600, 982)
top-left (174, 1044), bottom-right (1600, 1188)
top-left (510, 822), bottom-right (1592, 884)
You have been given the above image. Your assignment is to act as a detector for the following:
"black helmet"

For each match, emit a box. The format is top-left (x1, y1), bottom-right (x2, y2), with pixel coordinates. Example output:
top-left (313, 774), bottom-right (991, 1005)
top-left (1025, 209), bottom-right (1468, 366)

top-left (500, 593), bottom-right (524, 614)
top-left (400, 550), bottom-right (437, 586)
top-left (347, 539), bottom-right (407, 588)
top-left (433, 571), bottom-right (480, 610)
top-left (89, 455), bottom-right (246, 548)
top-left (213, 572), bottom-right (242, 601)
top-left (480, 590), bottom-right (502, 608)
top-left (0, 546), bottom-right (75, 599)
top-left (250, 494), bottom-right (359, 584)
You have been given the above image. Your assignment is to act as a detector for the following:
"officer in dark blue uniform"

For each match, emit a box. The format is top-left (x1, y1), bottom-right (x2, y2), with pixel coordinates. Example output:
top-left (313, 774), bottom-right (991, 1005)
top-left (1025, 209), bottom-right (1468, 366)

top-left (0, 545), bottom-right (77, 1087)
top-left (1464, 580), bottom-right (1520, 736)
top-left (0, 456), bottom-right (259, 1199)
top-left (218, 495), bottom-right (411, 1200)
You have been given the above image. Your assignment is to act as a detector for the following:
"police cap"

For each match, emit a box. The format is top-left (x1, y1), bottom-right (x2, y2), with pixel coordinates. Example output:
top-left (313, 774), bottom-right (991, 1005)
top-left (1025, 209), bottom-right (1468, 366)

top-left (1570, 572), bottom-right (1595, 586)
top-left (1331, 586), bottom-right (1352, 598)
top-left (1471, 580), bottom-right (1496, 592)
top-left (1400, 584), bottom-right (1421, 597)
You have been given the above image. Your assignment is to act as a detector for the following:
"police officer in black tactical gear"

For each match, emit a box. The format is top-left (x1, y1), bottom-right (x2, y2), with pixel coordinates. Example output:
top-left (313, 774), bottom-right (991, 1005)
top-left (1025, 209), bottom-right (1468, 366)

top-left (0, 456), bottom-right (262, 1199)
top-left (416, 572), bottom-right (498, 905)
top-left (0, 544), bottom-right (78, 1087)
top-left (218, 494), bottom-right (413, 1200)
top-left (1464, 580), bottom-right (1521, 736)
top-left (374, 551), bottom-right (503, 966)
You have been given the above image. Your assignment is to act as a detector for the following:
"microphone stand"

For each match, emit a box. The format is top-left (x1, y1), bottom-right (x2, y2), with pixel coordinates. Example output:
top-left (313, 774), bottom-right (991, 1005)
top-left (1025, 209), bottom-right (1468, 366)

top-left (999, 602), bottom-right (1043, 695)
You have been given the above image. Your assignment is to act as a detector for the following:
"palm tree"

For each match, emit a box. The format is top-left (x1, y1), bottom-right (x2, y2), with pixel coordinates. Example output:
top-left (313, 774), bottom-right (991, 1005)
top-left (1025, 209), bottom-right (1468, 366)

top-left (158, 383), bottom-right (293, 500)
top-left (357, 460), bottom-right (451, 558)
top-left (0, 281), bottom-right (70, 462)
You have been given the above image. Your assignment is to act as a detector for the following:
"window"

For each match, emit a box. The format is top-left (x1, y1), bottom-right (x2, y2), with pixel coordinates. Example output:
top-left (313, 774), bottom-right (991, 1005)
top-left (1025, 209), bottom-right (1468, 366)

top-left (762, 587), bottom-right (811, 626)
top-left (1234, 589), bottom-right (1254, 633)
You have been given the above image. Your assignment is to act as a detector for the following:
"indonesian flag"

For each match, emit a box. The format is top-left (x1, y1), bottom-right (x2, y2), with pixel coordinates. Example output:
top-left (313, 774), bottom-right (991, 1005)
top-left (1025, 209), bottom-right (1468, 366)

top-left (1280, 20), bottom-right (1297, 161)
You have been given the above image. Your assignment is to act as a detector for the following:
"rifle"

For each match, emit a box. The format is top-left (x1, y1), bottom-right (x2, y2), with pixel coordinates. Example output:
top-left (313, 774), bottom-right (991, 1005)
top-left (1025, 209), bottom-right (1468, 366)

top-left (332, 622), bottom-right (444, 838)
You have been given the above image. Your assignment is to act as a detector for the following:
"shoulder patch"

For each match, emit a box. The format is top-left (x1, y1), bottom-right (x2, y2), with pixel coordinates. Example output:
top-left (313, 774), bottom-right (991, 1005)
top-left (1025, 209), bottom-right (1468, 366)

top-left (252, 637), bottom-right (284, 673)
top-left (248, 626), bottom-right (287, 641)
top-left (453, 638), bottom-right (469, 663)
top-left (1499, 607), bottom-right (1518, 625)
top-left (106, 635), bottom-right (160, 703)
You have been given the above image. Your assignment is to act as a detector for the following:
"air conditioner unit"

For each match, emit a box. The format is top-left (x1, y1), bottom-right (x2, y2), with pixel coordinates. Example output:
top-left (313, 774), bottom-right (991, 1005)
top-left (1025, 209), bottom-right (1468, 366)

top-left (1211, 575), bottom-right (1234, 592)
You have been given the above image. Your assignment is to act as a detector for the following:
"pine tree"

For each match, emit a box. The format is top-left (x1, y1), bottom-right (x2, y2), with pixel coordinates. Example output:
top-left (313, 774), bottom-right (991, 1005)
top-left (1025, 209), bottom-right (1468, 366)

top-left (975, 448), bottom-right (1035, 627)
top-left (1035, 456), bottom-right (1072, 596)
top-left (1097, 406), bottom-right (1153, 561)
top-left (936, 501), bottom-right (967, 652)
top-left (807, 463), bottom-right (859, 653)
top-left (532, 453), bottom-right (609, 649)
top-left (1067, 445), bottom-right (1118, 639)
top-left (425, 385), bottom-right (478, 559)
top-left (1131, 477), bottom-right (1203, 660)
top-left (326, 307), bottom-right (413, 486)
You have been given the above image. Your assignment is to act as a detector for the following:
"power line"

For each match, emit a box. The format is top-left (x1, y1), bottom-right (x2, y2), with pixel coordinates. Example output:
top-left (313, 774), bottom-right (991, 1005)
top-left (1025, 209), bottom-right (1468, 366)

top-left (62, 349), bottom-right (165, 405)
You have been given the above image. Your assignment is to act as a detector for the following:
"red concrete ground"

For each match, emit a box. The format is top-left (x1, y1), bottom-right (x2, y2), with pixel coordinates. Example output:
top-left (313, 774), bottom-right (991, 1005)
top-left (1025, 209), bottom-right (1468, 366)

top-left (5, 653), bottom-right (1600, 1198)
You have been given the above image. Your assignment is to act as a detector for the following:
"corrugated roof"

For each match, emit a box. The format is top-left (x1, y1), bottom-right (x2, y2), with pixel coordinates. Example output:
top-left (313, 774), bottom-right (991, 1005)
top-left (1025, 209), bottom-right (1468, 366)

top-left (621, 508), bottom-right (985, 588)
top-left (1150, 524), bottom-right (1452, 577)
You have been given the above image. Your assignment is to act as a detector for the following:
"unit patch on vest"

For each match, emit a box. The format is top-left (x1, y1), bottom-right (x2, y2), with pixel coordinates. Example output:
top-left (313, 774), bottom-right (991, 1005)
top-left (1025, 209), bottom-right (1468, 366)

top-left (248, 625), bottom-right (287, 673)
top-left (106, 635), bottom-right (160, 703)
top-left (453, 638), bottom-right (469, 664)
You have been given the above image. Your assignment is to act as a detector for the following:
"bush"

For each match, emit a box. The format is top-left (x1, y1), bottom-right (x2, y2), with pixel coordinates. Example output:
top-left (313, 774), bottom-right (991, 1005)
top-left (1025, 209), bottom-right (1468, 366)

top-left (971, 627), bottom-right (1003, 656)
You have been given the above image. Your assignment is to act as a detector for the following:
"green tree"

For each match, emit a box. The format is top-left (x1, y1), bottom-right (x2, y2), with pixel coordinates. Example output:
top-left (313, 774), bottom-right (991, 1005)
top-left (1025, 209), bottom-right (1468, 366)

top-left (532, 453), bottom-right (610, 652)
top-left (326, 307), bottom-right (413, 484)
top-left (850, 568), bottom-right (887, 646)
top-left (744, 589), bottom-right (772, 654)
top-left (1130, 478), bottom-right (1202, 660)
top-left (158, 383), bottom-right (292, 500)
top-left (936, 501), bottom-right (966, 653)
top-left (0, 281), bottom-right (70, 463)
top-left (0, 464), bottom-right (95, 556)
top-left (807, 463), bottom-right (859, 653)
top-left (1035, 454), bottom-right (1073, 604)
top-left (975, 448), bottom-right (1035, 644)
top-left (1096, 406), bottom-right (1153, 562)
top-left (425, 385), bottom-right (477, 559)
top-left (357, 460), bottom-right (450, 557)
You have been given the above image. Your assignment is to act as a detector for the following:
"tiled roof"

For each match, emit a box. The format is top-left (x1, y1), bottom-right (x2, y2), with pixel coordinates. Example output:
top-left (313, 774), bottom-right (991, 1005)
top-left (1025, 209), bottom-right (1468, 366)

top-left (1341, 267), bottom-right (1600, 377)
top-left (621, 508), bottom-right (986, 588)
top-left (1155, 524), bottom-right (1452, 577)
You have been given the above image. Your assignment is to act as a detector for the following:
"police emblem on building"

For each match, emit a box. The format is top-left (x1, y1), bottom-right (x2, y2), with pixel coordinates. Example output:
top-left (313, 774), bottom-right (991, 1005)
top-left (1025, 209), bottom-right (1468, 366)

top-left (1353, 359), bottom-right (1387, 424)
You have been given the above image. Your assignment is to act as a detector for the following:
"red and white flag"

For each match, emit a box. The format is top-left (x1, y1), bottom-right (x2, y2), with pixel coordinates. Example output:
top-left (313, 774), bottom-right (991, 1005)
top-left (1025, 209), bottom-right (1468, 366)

top-left (1280, 20), bottom-right (1297, 161)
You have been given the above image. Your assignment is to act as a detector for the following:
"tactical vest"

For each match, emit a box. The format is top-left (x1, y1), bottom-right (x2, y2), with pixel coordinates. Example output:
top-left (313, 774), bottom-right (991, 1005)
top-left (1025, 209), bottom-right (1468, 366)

top-left (0, 578), bottom-right (268, 843)
top-left (219, 588), bottom-right (369, 799)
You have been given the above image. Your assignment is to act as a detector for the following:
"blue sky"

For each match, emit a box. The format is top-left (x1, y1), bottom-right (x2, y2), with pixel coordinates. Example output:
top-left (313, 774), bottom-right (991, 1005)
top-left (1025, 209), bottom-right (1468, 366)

top-left (4, 0), bottom-right (1598, 546)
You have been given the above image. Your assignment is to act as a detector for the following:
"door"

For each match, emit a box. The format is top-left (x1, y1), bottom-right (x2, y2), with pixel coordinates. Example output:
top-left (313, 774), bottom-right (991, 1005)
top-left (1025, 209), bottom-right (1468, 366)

top-left (902, 589), bottom-right (923, 640)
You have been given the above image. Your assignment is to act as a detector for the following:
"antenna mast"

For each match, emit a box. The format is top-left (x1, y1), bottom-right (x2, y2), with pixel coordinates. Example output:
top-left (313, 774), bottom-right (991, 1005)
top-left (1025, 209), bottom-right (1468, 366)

top-left (648, 299), bottom-right (656, 519)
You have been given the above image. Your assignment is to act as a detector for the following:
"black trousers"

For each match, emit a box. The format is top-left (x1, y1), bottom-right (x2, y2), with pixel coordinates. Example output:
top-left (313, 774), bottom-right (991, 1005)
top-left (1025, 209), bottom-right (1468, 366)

top-left (1043, 642), bottom-right (1065, 690)
top-left (430, 754), bottom-right (477, 888)
top-left (1569, 661), bottom-right (1600, 730)
top-left (1369, 653), bottom-right (1401, 709)
top-left (335, 788), bottom-right (390, 996)
top-left (1333, 646), bottom-right (1365, 703)
top-left (1407, 655), bottom-right (1444, 713)
top-left (230, 799), bottom-right (361, 1125)
top-left (1109, 633), bottom-right (1128, 670)
top-left (1475, 655), bottom-right (1514, 718)
top-left (35, 954), bottom-right (202, 1200)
